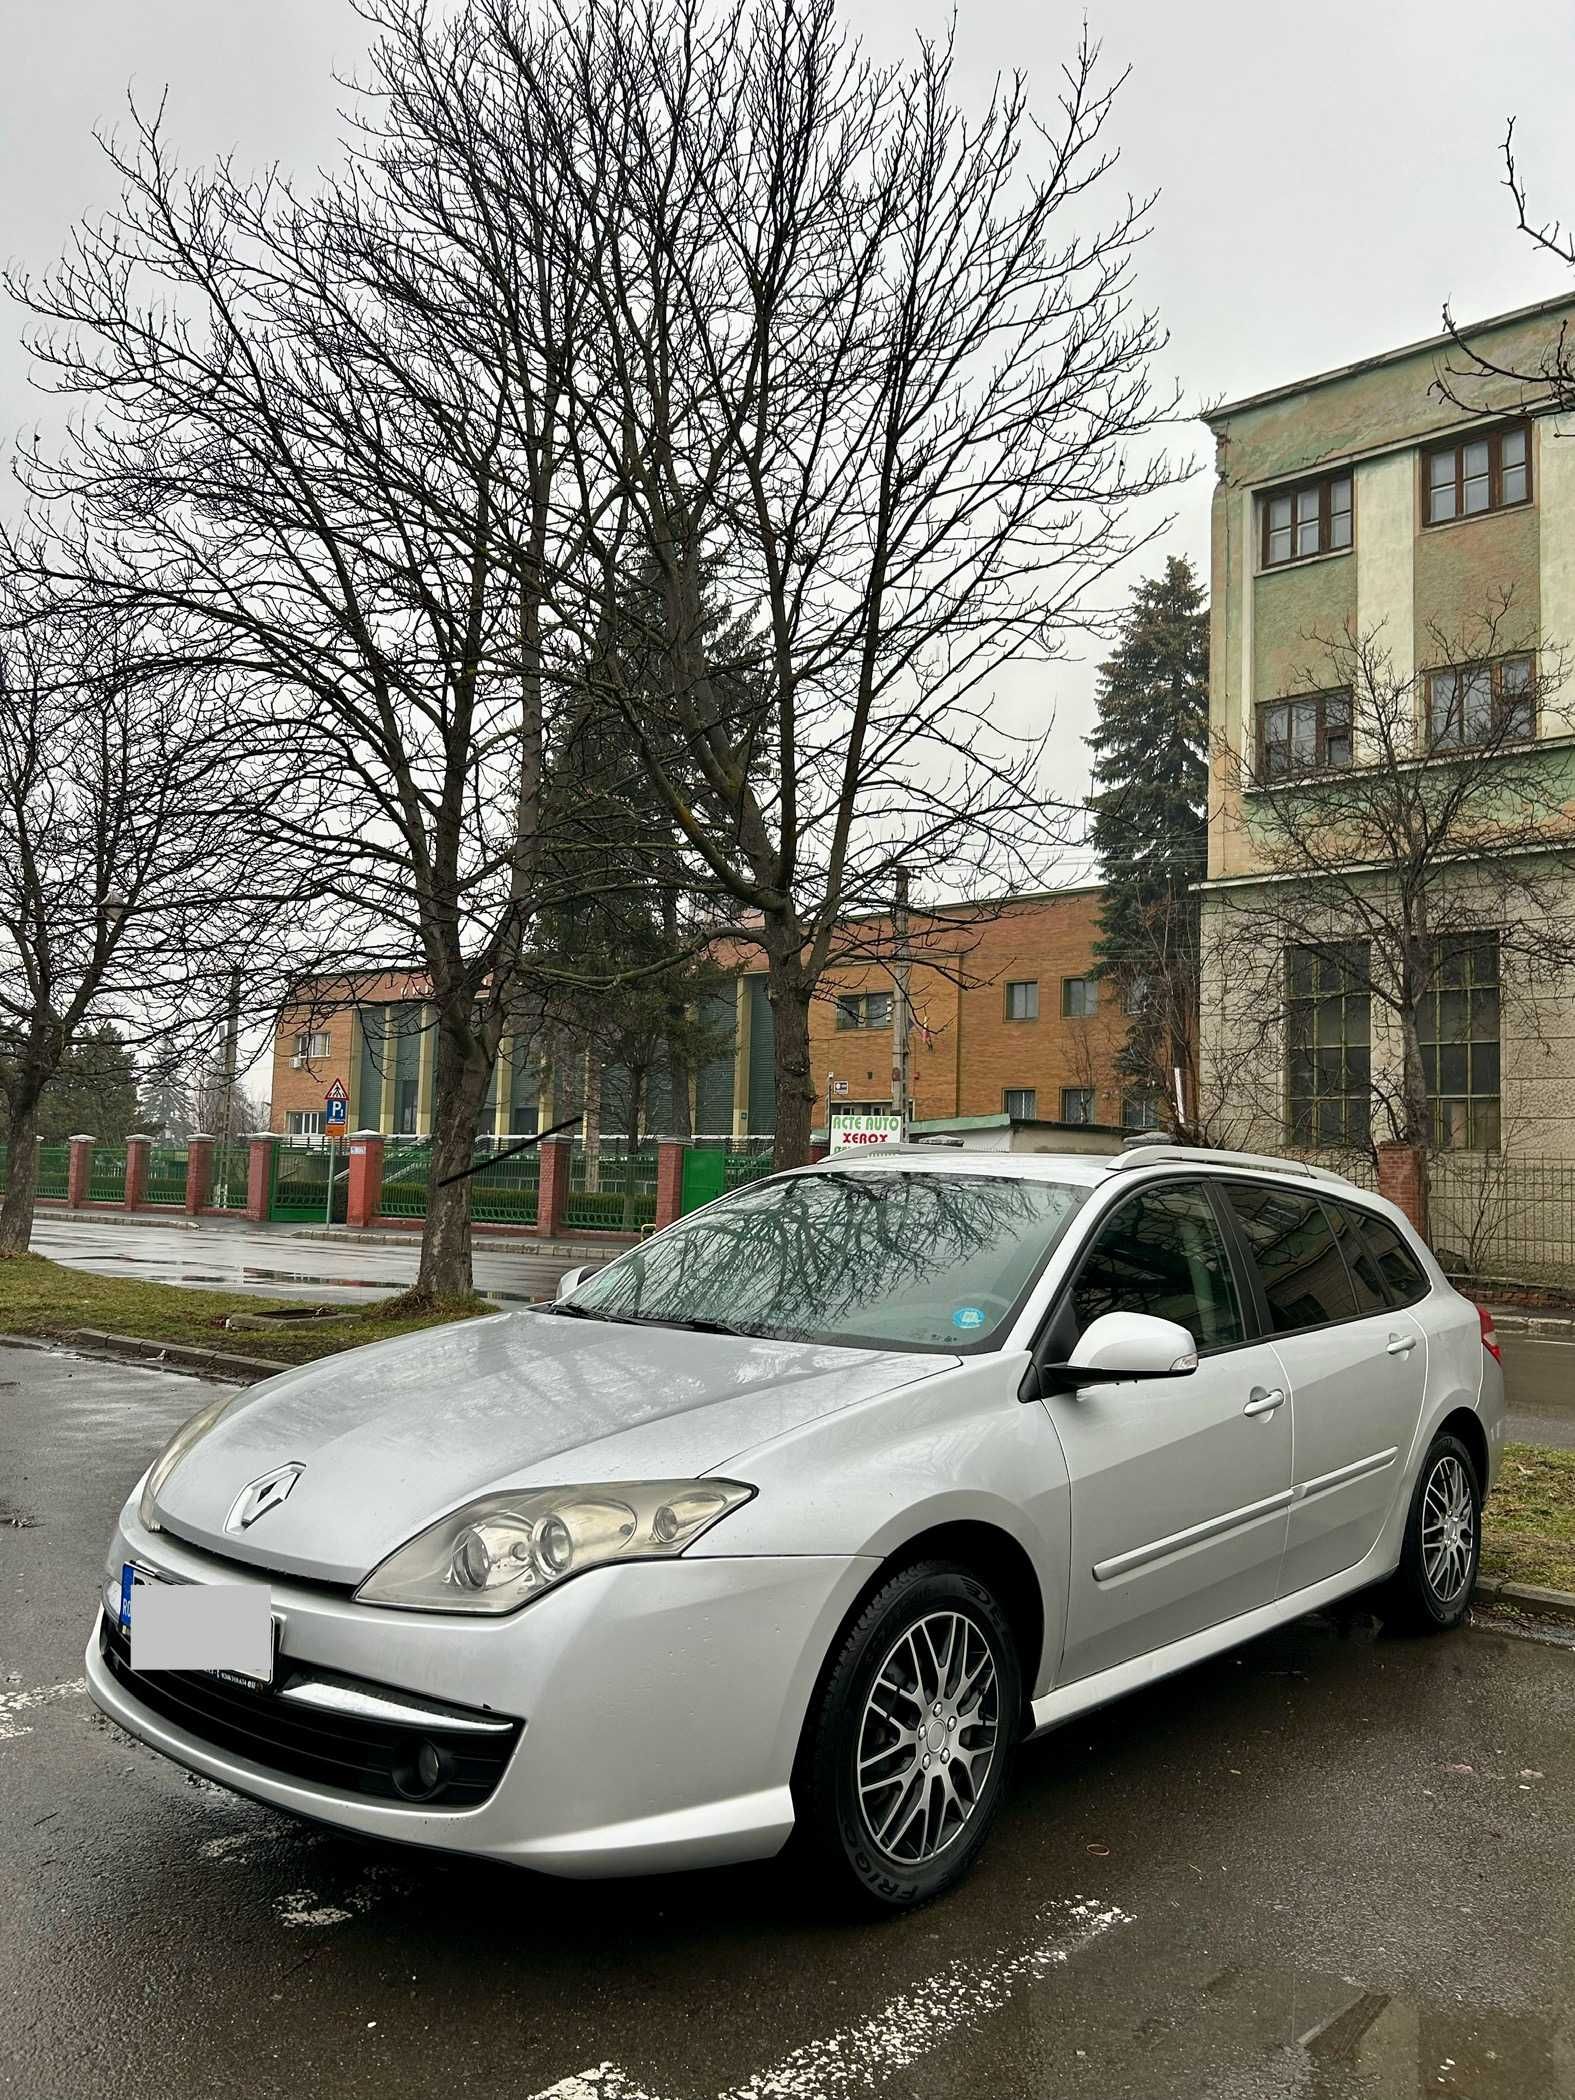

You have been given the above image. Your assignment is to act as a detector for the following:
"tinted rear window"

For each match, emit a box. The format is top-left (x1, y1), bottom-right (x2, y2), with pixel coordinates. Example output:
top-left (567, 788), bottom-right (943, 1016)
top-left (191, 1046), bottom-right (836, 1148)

top-left (1327, 1202), bottom-right (1390, 1315)
top-left (1354, 1211), bottom-right (1430, 1307)
top-left (1223, 1183), bottom-right (1357, 1334)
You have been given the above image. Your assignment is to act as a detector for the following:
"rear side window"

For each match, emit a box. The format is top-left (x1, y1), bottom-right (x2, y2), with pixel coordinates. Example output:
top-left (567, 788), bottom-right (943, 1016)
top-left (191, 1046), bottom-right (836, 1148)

top-left (1354, 1211), bottom-right (1430, 1307)
top-left (1327, 1202), bottom-right (1390, 1314)
top-left (1223, 1183), bottom-right (1357, 1333)
top-left (1070, 1183), bottom-right (1244, 1352)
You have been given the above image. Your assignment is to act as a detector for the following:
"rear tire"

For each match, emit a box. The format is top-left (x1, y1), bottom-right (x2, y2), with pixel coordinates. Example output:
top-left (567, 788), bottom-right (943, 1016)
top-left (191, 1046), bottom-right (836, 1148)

top-left (794, 1560), bottom-right (1021, 1912)
top-left (1387, 1431), bottom-right (1481, 1632)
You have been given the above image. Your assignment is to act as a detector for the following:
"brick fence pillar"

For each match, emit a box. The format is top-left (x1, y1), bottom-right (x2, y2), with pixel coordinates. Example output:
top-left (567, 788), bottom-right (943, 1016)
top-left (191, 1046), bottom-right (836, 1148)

top-left (67, 1134), bottom-right (94, 1209)
top-left (246, 1134), bottom-right (277, 1223)
top-left (1375, 1141), bottom-right (1429, 1238)
top-left (123, 1134), bottom-right (152, 1210)
top-left (655, 1139), bottom-right (686, 1230)
top-left (185, 1135), bottom-right (214, 1213)
top-left (346, 1131), bottom-right (385, 1229)
top-left (808, 1141), bottom-right (830, 1164)
top-left (535, 1137), bottom-right (571, 1240)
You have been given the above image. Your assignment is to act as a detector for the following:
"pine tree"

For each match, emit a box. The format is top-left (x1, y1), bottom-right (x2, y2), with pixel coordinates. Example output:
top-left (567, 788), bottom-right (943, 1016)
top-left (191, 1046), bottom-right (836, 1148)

top-left (1085, 555), bottom-right (1209, 1132)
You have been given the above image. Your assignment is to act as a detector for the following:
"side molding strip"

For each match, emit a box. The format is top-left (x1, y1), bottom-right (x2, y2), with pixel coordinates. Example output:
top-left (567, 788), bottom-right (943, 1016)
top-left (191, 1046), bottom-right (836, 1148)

top-left (1092, 1487), bottom-right (1296, 1585)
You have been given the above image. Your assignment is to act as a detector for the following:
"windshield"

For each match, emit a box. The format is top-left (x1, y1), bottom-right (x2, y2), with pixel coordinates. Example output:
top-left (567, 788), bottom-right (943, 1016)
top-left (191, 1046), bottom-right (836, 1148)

top-left (561, 1169), bottom-right (1087, 1352)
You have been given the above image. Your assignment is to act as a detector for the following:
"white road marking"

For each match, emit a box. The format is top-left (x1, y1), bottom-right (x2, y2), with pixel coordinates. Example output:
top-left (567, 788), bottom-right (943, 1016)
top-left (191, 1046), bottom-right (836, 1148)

top-left (527, 1895), bottom-right (1132, 2100)
top-left (0, 1677), bottom-right (87, 1742)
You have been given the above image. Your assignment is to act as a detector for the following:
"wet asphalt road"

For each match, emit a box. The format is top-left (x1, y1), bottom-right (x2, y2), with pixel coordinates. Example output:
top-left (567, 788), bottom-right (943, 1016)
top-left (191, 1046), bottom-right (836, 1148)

top-left (3, 1343), bottom-right (1574, 2100)
top-left (26, 1212), bottom-right (581, 1308)
top-left (22, 1212), bottom-right (1575, 1449)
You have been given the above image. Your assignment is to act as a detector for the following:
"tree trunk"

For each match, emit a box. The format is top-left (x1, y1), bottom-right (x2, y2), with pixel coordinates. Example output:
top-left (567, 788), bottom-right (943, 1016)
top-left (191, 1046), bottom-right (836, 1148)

top-left (409, 1012), bottom-right (493, 1306)
top-left (0, 1088), bottom-right (42, 1258)
top-left (764, 943), bottom-right (816, 1169)
top-left (1396, 1002), bottom-right (1434, 1243)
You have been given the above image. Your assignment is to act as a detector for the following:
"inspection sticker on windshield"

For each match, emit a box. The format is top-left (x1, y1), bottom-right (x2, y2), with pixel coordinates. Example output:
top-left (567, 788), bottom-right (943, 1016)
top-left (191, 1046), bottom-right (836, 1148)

top-left (952, 1305), bottom-right (987, 1331)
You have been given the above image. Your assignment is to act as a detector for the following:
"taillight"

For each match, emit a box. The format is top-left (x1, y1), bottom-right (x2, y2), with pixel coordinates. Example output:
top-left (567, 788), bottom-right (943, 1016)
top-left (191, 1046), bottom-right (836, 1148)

top-left (1477, 1304), bottom-right (1502, 1364)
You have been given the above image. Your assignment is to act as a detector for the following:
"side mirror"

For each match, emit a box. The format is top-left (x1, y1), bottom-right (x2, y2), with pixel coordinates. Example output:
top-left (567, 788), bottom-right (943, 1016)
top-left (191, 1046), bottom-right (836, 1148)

top-left (1037, 1311), bottom-right (1199, 1393)
top-left (555, 1264), bottom-right (591, 1301)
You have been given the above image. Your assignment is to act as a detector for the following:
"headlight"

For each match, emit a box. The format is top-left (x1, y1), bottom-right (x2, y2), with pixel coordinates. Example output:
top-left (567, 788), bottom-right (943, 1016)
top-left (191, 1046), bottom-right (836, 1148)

top-left (353, 1478), bottom-right (754, 1615)
top-left (137, 1390), bottom-right (242, 1532)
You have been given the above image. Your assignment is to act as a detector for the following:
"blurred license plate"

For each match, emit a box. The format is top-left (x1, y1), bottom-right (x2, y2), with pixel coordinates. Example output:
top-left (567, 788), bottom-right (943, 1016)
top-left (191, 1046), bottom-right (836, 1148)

top-left (121, 1563), bottom-right (278, 1688)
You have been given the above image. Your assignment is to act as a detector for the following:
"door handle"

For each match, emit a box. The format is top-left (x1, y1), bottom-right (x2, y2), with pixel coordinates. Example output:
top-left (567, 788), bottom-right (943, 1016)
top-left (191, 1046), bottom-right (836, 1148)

top-left (1385, 1334), bottom-right (1417, 1356)
top-left (1243, 1387), bottom-right (1286, 1417)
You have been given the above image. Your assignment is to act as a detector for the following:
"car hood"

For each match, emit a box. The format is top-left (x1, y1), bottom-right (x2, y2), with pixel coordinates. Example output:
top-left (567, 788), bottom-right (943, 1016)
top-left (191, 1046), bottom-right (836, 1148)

top-left (151, 1307), bottom-right (951, 1584)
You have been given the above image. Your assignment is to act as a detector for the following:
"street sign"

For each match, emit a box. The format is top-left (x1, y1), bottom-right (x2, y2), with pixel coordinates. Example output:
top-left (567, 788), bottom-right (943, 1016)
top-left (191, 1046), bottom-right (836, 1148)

top-left (830, 1112), bottom-right (904, 1150)
top-left (324, 1079), bottom-right (349, 1134)
top-left (831, 1078), bottom-right (849, 1096)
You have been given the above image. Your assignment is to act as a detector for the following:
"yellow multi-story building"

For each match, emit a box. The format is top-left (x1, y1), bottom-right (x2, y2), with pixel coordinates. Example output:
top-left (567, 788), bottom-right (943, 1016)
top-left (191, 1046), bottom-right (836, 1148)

top-left (1197, 293), bottom-right (1575, 1163)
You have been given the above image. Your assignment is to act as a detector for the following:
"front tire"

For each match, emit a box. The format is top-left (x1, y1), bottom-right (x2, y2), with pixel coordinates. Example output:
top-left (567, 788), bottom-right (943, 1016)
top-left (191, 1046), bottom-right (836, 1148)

top-left (795, 1560), bottom-right (1021, 1912)
top-left (1388, 1432), bottom-right (1482, 1632)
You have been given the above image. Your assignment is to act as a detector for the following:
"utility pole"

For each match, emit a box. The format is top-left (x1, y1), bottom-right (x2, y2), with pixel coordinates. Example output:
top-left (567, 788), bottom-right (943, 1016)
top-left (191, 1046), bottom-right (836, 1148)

top-left (891, 870), bottom-right (910, 1134)
top-left (220, 964), bottom-right (241, 1140)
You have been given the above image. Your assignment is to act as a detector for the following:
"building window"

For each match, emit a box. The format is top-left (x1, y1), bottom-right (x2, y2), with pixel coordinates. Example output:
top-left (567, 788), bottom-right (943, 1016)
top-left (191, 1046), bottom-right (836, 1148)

top-left (1003, 1088), bottom-right (1038, 1120)
top-left (834, 990), bottom-right (894, 1030)
top-left (1122, 1093), bottom-right (1160, 1131)
top-left (1425, 654), bottom-right (1535, 751)
top-left (1286, 941), bottom-right (1370, 1149)
top-left (1419, 933), bottom-right (1500, 1150)
top-left (1258, 689), bottom-right (1353, 780)
top-left (1004, 980), bottom-right (1039, 1022)
top-left (1261, 471), bottom-right (1353, 568)
top-left (1424, 420), bottom-right (1530, 525)
top-left (1061, 977), bottom-right (1098, 1018)
top-left (292, 1029), bottom-right (331, 1063)
top-left (285, 1110), bottom-right (324, 1136)
top-left (1061, 1087), bottom-right (1094, 1124)
top-left (1121, 975), bottom-right (1151, 1016)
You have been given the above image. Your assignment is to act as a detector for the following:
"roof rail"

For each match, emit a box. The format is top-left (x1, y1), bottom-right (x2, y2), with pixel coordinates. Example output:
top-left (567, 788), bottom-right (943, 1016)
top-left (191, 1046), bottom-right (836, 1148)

top-left (1104, 1144), bottom-right (1357, 1188)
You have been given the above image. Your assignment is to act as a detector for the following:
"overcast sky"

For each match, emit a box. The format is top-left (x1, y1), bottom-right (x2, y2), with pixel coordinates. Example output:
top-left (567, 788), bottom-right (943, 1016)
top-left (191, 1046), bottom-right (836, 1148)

top-left (5, 0), bottom-right (1575, 886)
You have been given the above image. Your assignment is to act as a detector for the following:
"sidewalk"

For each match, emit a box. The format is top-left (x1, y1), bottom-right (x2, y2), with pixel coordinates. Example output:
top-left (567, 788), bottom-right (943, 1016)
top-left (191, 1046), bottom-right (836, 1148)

top-left (31, 1200), bottom-right (634, 1263)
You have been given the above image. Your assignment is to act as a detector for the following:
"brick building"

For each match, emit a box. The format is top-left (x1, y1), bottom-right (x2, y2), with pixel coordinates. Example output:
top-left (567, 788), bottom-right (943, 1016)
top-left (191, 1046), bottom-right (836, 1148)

top-left (268, 886), bottom-right (1151, 1140)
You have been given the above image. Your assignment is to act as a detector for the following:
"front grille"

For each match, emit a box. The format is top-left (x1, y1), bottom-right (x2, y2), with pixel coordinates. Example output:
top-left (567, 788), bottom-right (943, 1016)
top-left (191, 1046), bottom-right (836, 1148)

top-left (100, 1612), bottom-right (521, 1808)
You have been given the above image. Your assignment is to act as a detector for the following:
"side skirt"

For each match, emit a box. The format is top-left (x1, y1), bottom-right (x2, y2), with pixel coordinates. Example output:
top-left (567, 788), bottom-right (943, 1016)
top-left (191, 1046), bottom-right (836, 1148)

top-left (1026, 1537), bottom-right (1400, 1738)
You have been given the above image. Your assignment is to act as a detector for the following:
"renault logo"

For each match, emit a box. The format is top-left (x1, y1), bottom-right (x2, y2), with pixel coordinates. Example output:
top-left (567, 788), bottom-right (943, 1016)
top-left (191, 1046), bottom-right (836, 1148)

top-left (226, 1463), bottom-right (305, 1532)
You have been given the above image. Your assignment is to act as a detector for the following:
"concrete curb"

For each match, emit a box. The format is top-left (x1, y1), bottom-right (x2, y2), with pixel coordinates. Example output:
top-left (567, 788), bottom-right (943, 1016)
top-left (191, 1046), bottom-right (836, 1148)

top-left (0, 1329), bottom-right (289, 1385)
top-left (1490, 1310), bottom-right (1575, 1339)
top-left (1473, 1576), bottom-right (1575, 1624)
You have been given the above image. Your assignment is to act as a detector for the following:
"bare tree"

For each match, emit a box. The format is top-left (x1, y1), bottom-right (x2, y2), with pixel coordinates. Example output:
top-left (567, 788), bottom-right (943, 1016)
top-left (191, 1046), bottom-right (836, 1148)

top-left (1205, 609), bottom-right (1575, 1230)
top-left (0, 590), bottom-right (271, 1254)
top-left (4, 6), bottom-right (625, 1304)
top-left (502, 0), bottom-right (1177, 1164)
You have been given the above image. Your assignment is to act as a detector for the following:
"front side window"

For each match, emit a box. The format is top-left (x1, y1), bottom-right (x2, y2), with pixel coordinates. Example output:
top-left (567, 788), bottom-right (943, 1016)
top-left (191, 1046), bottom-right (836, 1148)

top-left (1424, 421), bottom-right (1530, 525)
top-left (1286, 942), bottom-right (1371, 1149)
top-left (1070, 1183), bottom-right (1244, 1352)
top-left (1061, 1087), bottom-right (1094, 1124)
top-left (1262, 472), bottom-right (1353, 568)
top-left (1418, 933), bottom-right (1500, 1150)
top-left (1004, 1088), bottom-right (1038, 1119)
top-left (1223, 1183), bottom-right (1357, 1333)
top-left (566, 1169), bottom-right (1086, 1353)
top-left (1425, 655), bottom-right (1535, 751)
top-left (1005, 980), bottom-right (1039, 1022)
top-left (1258, 689), bottom-right (1353, 780)
top-left (1062, 977), bottom-right (1098, 1018)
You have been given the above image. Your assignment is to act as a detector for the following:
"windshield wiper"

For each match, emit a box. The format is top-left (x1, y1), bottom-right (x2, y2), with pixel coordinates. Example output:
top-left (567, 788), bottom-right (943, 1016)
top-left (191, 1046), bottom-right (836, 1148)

top-left (534, 1299), bottom-right (614, 1320)
top-left (626, 1314), bottom-right (768, 1338)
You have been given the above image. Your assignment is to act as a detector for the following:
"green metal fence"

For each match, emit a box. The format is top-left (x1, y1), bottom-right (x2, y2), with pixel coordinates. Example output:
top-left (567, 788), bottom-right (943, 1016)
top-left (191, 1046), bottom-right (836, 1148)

top-left (680, 1138), bottom-right (775, 1213)
top-left (87, 1145), bottom-right (126, 1204)
top-left (565, 1140), bottom-right (658, 1232)
top-left (145, 1145), bottom-right (188, 1206)
top-left (380, 1139), bottom-right (432, 1218)
top-left (269, 1141), bottom-right (348, 1223)
top-left (470, 1138), bottom-right (539, 1224)
top-left (36, 1144), bottom-right (69, 1201)
top-left (209, 1141), bottom-right (249, 1210)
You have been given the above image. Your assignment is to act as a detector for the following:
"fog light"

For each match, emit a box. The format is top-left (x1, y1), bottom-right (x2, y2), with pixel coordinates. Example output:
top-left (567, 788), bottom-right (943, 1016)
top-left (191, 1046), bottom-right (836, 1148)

top-left (393, 1735), bottom-right (453, 1801)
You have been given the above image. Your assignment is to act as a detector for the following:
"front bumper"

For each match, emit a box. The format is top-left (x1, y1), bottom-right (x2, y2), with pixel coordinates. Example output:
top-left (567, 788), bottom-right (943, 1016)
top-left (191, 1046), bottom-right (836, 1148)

top-left (89, 1498), bottom-right (876, 1876)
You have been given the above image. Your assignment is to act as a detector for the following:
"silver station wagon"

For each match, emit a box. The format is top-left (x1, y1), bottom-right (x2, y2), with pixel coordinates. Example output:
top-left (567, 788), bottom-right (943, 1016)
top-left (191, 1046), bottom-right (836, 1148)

top-left (90, 1143), bottom-right (1505, 1909)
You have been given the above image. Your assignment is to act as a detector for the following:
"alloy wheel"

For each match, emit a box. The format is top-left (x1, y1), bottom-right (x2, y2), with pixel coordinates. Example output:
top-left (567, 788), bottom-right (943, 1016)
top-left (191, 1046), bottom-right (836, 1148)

top-left (1421, 1453), bottom-right (1476, 1606)
top-left (855, 1610), bottom-right (999, 1865)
